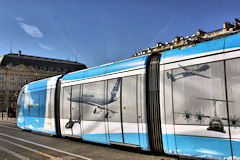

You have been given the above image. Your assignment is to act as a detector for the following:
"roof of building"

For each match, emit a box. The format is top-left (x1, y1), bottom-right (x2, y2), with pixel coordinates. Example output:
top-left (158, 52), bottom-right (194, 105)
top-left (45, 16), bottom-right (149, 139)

top-left (0, 52), bottom-right (87, 73)
top-left (134, 19), bottom-right (240, 57)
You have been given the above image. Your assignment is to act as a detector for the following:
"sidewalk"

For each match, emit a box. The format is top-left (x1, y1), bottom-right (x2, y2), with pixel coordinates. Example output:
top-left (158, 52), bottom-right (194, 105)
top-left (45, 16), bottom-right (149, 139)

top-left (0, 112), bottom-right (16, 122)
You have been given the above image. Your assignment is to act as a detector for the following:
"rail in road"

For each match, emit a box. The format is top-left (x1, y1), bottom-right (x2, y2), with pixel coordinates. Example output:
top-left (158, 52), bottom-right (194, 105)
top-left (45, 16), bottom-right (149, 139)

top-left (0, 120), bottom-right (178, 160)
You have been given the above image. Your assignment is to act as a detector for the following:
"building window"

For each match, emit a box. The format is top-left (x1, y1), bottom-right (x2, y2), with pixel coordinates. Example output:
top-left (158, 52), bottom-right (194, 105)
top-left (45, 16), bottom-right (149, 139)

top-left (0, 96), bottom-right (4, 107)
top-left (19, 75), bottom-right (23, 82)
top-left (0, 83), bottom-right (5, 93)
top-left (10, 96), bottom-right (15, 102)
top-left (10, 74), bottom-right (14, 81)
top-left (0, 74), bottom-right (4, 80)
top-left (9, 84), bottom-right (15, 93)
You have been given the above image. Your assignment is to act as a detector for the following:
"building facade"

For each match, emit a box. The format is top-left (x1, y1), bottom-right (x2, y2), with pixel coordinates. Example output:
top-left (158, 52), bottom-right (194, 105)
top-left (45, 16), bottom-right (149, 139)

top-left (0, 51), bottom-right (87, 115)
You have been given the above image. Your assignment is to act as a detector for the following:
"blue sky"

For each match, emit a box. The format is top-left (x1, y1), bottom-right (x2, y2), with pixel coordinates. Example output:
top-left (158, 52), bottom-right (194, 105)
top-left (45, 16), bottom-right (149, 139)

top-left (0, 0), bottom-right (239, 67)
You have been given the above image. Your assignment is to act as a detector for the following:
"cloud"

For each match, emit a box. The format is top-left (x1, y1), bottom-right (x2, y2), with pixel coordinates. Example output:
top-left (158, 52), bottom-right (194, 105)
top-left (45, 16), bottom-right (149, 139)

top-left (19, 22), bottom-right (43, 38)
top-left (150, 15), bottom-right (177, 46)
top-left (38, 42), bottom-right (54, 51)
top-left (196, 148), bottom-right (222, 155)
top-left (16, 16), bottom-right (24, 21)
top-left (24, 93), bottom-right (34, 109)
top-left (231, 156), bottom-right (240, 160)
top-left (25, 124), bottom-right (34, 129)
top-left (17, 117), bottom-right (24, 123)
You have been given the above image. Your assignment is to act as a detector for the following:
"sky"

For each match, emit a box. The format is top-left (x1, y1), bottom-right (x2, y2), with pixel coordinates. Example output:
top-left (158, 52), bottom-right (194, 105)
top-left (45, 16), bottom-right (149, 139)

top-left (0, 0), bottom-right (240, 67)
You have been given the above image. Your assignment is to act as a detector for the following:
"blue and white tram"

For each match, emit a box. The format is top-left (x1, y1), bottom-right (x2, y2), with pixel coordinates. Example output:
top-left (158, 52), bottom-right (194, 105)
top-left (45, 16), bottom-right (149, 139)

top-left (17, 33), bottom-right (240, 159)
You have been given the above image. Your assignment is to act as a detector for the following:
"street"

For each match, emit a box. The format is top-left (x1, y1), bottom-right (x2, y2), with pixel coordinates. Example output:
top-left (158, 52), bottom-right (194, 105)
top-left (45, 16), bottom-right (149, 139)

top-left (0, 120), bottom-right (178, 160)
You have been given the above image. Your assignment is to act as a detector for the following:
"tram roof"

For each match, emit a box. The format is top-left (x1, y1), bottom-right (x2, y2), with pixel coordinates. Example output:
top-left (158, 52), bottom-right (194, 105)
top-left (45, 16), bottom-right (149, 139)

top-left (160, 33), bottom-right (240, 64)
top-left (23, 75), bottom-right (61, 92)
top-left (62, 55), bottom-right (149, 82)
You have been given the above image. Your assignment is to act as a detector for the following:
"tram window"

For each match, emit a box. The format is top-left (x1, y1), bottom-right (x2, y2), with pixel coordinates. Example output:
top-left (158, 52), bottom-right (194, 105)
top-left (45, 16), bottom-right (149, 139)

top-left (18, 93), bottom-right (24, 116)
top-left (164, 70), bottom-right (174, 124)
top-left (137, 74), bottom-right (146, 122)
top-left (45, 89), bottom-right (51, 118)
top-left (25, 93), bottom-right (37, 117)
top-left (29, 92), bottom-right (40, 117)
top-left (167, 62), bottom-right (227, 126)
top-left (24, 93), bottom-right (30, 117)
top-left (122, 76), bottom-right (138, 123)
top-left (62, 86), bottom-right (71, 119)
top-left (82, 81), bottom-right (105, 121)
top-left (46, 89), bottom-right (54, 118)
top-left (39, 90), bottom-right (46, 118)
top-left (107, 78), bottom-right (121, 122)
top-left (71, 85), bottom-right (80, 120)
top-left (50, 89), bottom-right (55, 118)
top-left (226, 58), bottom-right (240, 129)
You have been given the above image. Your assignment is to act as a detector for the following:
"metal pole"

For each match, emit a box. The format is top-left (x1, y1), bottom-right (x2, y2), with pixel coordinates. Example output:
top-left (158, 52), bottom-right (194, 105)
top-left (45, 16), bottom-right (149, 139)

top-left (1, 103), bottom-right (3, 120)
top-left (6, 104), bottom-right (9, 121)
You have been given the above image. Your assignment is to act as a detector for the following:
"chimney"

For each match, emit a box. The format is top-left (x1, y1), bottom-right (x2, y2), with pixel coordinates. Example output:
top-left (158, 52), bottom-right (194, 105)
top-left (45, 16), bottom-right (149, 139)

top-left (18, 50), bottom-right (21, 56)
top-left (174, 36), bottom-right (180, 42)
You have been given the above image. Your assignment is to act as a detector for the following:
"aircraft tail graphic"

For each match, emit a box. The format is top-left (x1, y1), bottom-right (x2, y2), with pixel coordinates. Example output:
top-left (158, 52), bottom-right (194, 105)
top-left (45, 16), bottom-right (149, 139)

top-left (109, 78), bottom-right (121, 103)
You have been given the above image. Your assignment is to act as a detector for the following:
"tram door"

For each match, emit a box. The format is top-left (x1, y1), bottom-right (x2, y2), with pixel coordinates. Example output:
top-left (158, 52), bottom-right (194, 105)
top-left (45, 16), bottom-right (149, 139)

top-left (60, 86), bottom-right (72, 135)
top-left (107, 78), bottom-right (123, 143)
top-left (121, 76), bottom-right (140, 145)
top-left (71, 85), bottom-right (82, 137)
top-left (107, 76), bottom-right (140, 145)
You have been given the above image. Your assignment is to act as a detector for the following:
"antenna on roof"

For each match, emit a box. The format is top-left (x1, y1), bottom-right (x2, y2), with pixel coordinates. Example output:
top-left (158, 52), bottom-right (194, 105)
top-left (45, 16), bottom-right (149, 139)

top-left (10, 38), bottom-right (12, 53)
top-left (75, 48), bottom-right (78, 62)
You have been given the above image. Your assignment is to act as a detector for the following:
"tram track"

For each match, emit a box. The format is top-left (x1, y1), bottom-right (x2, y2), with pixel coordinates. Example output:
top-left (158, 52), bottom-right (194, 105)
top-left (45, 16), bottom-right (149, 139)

top-left (0, 133), bottom-right (91, 160)
top-left (0, 122), bottom-right (91, 160)
top-left (0, 121), bottom-right (176, 160)
top-left (0, 144), bottom-right (29, 160)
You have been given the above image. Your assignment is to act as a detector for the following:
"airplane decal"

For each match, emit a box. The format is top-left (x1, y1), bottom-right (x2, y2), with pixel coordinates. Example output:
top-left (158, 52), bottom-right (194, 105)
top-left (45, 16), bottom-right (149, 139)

top-left (66, 78), bottom-right (121, 128)
top-left (178, 110), bottom-right (208, 123)
top-left (167, 64), bottom-right (210, 82)
top-left (109, 77), bottom-right (121, 103)
top-left (87, 101), bottom-right (118, 115)
top-left (175, 98), bottom-right (238, 133)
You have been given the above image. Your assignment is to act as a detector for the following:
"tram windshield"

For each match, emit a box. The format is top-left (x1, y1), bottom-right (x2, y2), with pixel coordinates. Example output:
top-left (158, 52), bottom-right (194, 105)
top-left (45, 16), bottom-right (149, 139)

top-left (16, 87), bottom-right (25, 118)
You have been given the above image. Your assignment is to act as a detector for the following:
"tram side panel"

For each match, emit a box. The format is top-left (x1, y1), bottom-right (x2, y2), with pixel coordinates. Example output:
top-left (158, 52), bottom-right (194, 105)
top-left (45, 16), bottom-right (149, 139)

top-left (60, 86), bottom-right (72, 136)
top-left (121, 76), bottom-right (140, 145)
top-left (44, 88), bottom-right (56, 134)
top-left (81, 81), bottom-right (108, 144)
top-left (71, 85), bottom-right (82, 137)
top-left (224, 36), bottom-right (240, 159)
top-left (107, 78), bottom-right (124, 144)
top-left (224, 54), bottom-right (240, 159)
top-left (107, 73), bottom-right (149, 149)
top-left (137, 73), bottom-right (150, 150)
top-left (17, 88), bottom-right (56, 134)
top-left (60, 80), bottom-right (111, 144)
top-left (159, 65), bottom-right (177, 155)
top-left (158, 33), bottom-right (240, 159)
top-left (17, 76), bottom-right (59, 135)
top-left (59, 72), bottom-right (149, 148)
top-left (161, 56), bottom-right (235, 159)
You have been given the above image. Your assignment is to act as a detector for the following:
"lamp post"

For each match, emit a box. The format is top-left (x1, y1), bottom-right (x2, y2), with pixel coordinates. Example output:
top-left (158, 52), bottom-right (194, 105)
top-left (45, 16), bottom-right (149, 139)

top-left (1, 101), bottom-right (4, 120)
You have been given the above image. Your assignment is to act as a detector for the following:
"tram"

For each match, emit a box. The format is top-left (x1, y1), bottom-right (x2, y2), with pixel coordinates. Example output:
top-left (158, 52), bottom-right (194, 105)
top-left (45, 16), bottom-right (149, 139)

top-left (17, 30), bottom-right (240, 159)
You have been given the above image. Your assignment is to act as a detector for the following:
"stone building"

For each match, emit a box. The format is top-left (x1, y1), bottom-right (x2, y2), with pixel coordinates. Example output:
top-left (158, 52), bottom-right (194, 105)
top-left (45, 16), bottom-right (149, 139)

top-left (0, 51), bottom-right (87, 114)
